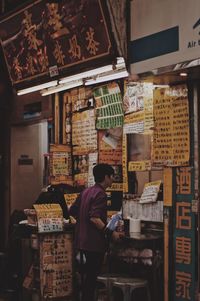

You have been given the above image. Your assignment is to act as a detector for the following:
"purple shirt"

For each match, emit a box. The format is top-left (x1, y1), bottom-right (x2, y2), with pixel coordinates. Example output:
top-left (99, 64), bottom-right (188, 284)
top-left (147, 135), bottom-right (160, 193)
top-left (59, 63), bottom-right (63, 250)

top-left (70, 184), bottom-right (107, 253)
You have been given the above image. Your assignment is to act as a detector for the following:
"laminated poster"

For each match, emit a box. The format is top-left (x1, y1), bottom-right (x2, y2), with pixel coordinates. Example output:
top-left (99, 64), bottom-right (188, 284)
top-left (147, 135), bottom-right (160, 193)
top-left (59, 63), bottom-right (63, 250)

top-left (123, 83), bottom-right (153, 114)
top-left (94, 82), bottom-right (124, 129)
top-left (139, 180), bottom-right (162, 204)
top-left (123, 83), bottom-right (154, 133)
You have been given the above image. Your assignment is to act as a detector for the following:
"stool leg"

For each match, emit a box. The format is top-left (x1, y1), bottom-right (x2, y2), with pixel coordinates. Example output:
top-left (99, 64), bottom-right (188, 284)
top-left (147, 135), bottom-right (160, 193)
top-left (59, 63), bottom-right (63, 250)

top-left (147, 285), bottom-right (151, 301)
top-left (124, 286), bottom-right (130, 301)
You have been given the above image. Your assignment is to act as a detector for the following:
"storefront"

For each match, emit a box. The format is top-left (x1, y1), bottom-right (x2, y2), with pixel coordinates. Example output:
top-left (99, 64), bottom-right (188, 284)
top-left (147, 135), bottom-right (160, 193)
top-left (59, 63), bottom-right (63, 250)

top-left (1, 0), bottom-right (198, 301)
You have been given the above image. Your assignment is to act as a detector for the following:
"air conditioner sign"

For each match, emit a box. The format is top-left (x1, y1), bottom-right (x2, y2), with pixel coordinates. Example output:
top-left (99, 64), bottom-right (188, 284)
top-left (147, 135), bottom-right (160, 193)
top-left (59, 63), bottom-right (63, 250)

top-left (187, 19), bottom-right (200, 48)
top-left (131, 0), bottom-right (200, 74)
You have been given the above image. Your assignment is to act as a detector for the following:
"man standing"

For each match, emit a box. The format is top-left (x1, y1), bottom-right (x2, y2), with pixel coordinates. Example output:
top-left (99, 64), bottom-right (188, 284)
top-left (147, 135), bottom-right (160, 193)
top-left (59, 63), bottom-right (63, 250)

top-left (70, 163), bottom-right (122, 301)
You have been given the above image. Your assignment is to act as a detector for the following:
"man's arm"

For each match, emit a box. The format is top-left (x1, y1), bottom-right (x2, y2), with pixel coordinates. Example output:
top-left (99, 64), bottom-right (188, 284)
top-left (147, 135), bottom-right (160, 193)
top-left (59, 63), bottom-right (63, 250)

top-left (90, 217), bottom-right (123, 241)
top-left (90, 217), bottom-right (105, 230)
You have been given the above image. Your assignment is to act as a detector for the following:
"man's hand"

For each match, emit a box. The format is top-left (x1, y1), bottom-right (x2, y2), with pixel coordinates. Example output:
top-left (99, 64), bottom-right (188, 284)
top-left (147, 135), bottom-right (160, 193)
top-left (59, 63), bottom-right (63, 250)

top-left (112, 231), bottom-right (125, 241)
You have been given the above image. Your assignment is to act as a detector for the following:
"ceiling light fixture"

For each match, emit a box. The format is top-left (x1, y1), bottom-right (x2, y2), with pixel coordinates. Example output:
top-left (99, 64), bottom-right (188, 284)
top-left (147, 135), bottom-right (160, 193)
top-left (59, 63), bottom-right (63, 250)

top-left (85, 70), bottom-right (129, 86)
top-left (17, 80), bottom-right (58, 96)
top-left (41, 80), bottom-right (83, 96)
top-left (180, 72), bottom-right (188, 77)
top-left (59, 57), bottom-right (126, 85)
top-left (153, 84), bottom-right (170, 88)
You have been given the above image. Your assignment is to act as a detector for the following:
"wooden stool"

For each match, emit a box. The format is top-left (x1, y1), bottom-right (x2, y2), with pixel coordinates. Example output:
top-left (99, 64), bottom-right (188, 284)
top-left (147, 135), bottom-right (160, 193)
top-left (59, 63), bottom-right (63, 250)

top-left (112, 278), bottom-right (151, 301)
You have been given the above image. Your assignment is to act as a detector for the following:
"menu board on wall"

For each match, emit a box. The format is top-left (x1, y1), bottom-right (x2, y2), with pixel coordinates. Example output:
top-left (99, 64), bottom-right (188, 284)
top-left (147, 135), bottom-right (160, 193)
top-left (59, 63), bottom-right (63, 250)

top-left (72, 109), bottom-right (97, 155)
top-left (94, 83), bottom-right (124, 129)
top-left (50, 144), bottom-right (72, 185)
top-left (98, 129), bottom-right (122, 165)
top-left (0, 0), bottom-right (113, 85)
top-left (152, 85), bottom-right (190, 166)
top-left (98, 129), bottom-right (123, 191)
top-left (40, 233), bottom-right (73, 299)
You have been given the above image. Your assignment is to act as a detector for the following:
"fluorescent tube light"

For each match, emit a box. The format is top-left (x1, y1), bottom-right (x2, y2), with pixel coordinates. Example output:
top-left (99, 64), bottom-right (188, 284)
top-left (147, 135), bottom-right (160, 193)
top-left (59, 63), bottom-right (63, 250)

top-left (17, 81), bottom-right (58, 96)
top-left (153, 84), bottom-right (170, 88)
top-left (41, 80), bottom-right (83, 96)
top-left (85, 70), bottom-right (129, 86)
top-left (59, 65), bottom-right (114, 84)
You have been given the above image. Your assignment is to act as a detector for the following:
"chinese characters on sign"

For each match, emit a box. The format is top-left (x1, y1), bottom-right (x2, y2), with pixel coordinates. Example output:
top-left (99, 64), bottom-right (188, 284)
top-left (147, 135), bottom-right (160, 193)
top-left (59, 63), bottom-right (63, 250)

top-left (0, 0), bottom-right (112, 84)
top-left (174, 167), bottom-right (195, 301)
top-left (33, 204), bottom-right (63, 233)
top-left (40, 233), bottom-right (73, 298)
top-left (50, 144), bottom-right (72, 185)
top-left (153, 85), bottom-right (190, 166)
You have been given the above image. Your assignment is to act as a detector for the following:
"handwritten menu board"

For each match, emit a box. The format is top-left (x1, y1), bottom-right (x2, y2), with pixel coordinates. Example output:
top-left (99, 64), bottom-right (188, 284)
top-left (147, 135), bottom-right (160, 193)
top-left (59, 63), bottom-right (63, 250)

top-left (40, 233), bottom-right (73, 299)
top-left (98, 130), bottom-right (122, 165)
top-left (33, 204), bottom-right (63, 233)
top-left (124, 111), bottom-right (144, 134)
top-left (139, 180), bottom-right (161, 204)
top-left (64, 193), bottom-right (79, 208)
top-left (50, 144), bottom-right (72, 185)
top-left (94, 83), bottom-right (124, 129)
top-left (72, 109), bottom-right (97, 155)
top-left (153, 85), bottom-right (190, 166)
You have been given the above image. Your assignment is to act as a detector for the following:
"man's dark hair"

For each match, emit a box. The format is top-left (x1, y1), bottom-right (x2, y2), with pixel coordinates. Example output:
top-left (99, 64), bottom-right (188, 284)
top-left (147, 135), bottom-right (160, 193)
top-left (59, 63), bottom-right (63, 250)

top-left (93, 163), bottom-right (114, 183)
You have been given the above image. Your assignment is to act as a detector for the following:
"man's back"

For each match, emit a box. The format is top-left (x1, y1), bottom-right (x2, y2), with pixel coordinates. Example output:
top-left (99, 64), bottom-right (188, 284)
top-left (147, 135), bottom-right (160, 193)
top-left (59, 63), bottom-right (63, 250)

top-left (75, 183), bottom-right (107, 252)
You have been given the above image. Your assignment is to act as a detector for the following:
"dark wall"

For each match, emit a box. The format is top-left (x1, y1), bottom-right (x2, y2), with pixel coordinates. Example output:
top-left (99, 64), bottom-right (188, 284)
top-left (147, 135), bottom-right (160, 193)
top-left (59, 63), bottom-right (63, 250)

top-left (0, 45), bottom-right (13, 250)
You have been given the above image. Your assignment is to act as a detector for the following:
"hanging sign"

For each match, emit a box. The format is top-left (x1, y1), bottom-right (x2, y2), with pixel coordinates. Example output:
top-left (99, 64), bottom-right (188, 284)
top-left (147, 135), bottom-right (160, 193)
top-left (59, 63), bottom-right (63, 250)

top-left (0, 0), bottom-right (113, 85)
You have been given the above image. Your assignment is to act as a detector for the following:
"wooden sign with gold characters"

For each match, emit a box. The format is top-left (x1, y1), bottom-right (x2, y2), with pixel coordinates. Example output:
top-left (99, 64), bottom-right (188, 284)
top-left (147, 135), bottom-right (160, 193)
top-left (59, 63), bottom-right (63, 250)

top-left (0, 0), bottom-right (113, 84)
